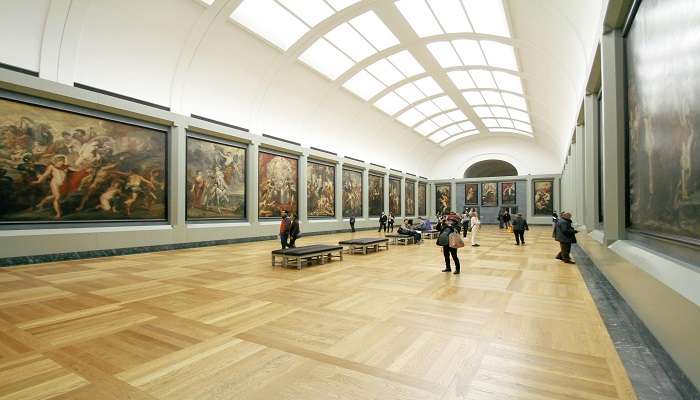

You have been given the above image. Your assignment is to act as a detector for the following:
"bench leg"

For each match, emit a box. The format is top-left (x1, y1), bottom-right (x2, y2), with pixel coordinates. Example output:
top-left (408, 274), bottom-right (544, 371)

top-left (283, 256), bottom-right (288, 268)
top-left (272, 254), bottom-right (275, 266)
top-left (297, 257), bottom-right (302, 270)
top-left (339, 251), bottom-right (343, 261)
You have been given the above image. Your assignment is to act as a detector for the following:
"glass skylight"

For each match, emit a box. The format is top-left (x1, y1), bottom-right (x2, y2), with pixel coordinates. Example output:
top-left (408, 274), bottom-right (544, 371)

top-left (433, 95), bottom-right (456, 110)
top-left (366, 59), bottom-right (405, 86)
top-left (446, 110), bottom-right (466, 120)
top-left (463, 91), bottom-right (486, 105)
top-left (396, 0), bottom-right (442, 37)
top-left (343, 70), bottom-right (386, 100)
top-left (469, 70), bottom-right (497, 88)
top-left (349, 11), bottom-right (400, 50)
top-left (497, 118), bottom-right (514, 128)
top-left (397, 0), bottom-right (509, 38)
top-left (397, 108), bottom-right (426, 126)
top-left (483, 119), bottom-right (500, 128)
top-left (231, 0), bottom-right (309, 51)
top-left (415, 101), bottom-right (441, 116)
top-left (427, 0), bottom-right (472, 34)
top-left (374, 92), bottom-right (409, 115)
top-left (473, 106), bottom-right (493, 118)
top-left (501, 92), bottom-right (527, 110)
top-left (395, 82), bottom-right (426, 103)
top-left (452, 40), bottom-right (485, 65)
top-left (415, 119), bottom-right (440, 135)
top-left (459, 121), bottom-right (475, 131)
top-left (431, 114), bottom-right (452, 127)
top-left (493, 71), bottom-right (523, 93)
top-left (462, 0), bottom-right (510, 37)
top-left (508, 108), bottom-right (530, 122)
top-left (199, 0), bottom-right (215, 5)
top-left (514, 120), bottom-right (532, 132)
top-left (444, 125), bottom-right (461, 135)
top-left (427, 42), bottom-right (461, 68)
top-left (448, 71), bottom-right (475, 89)
top-left (481, 41), bottom-right (518, 70)
top-left (413, 77), bottom-right (442, 96)
top-left (277, 0), bottom-right (334, 26)
top-left (326, 0), bottom-right (360, 9)
top-left (441, 131), bottom-right (478, 146)
top-left (326, 23), bottom-right (376, 62)
top-left (387, 51), bottom-right (425, 76)
top-left (481, 90), bottom-right (504, 105)
top-left (429, 130), bottom-right (450, 143)
top-left (490, 106), bottom-right (510, 118)
top-left (299, 38), bottom-right (354, 79)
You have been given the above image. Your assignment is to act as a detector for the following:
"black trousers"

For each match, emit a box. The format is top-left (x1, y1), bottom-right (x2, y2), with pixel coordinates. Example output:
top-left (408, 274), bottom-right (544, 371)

top-left (378, 222), bottom-right (386, 232)
top-left (513, 230), bottom-right (525, 244)
top-left (280, 233), bottom-right (288, 249)
top-left (289, 234), bottom-right (298, 248)
top-left (442, 246), bottom-right (460, 271)
top-left (556, 242), bottom-right (572, 260)
top-left (388, 222), bottom-right (394, 232)
top-left (350, 222), bottom-right (355, 232)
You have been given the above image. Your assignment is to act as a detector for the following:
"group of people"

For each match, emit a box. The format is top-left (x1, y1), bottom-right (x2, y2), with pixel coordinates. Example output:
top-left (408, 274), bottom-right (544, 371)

top-left (278, 210), bottom-right (301, 249)
top-left (377, 212), bottom-right (396, 232)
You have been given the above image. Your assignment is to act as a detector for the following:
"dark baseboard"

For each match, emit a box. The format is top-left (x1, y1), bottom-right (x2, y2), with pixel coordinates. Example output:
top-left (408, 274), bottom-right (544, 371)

top-left (572, 245), bottom-right (700, 400)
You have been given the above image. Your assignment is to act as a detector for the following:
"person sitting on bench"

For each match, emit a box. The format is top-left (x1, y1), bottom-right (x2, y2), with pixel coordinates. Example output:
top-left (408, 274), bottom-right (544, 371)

top-left (397, 219), bottom-right (422, 243)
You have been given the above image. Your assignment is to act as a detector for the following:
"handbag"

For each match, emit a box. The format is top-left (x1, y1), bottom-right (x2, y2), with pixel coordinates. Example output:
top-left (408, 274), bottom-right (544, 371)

top-left (448, 232), bottom-right (465, 248)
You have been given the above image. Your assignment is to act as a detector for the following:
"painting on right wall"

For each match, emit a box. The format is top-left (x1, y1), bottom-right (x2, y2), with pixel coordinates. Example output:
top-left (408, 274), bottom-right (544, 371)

top-left (626, 0), bottom-right (700, 242)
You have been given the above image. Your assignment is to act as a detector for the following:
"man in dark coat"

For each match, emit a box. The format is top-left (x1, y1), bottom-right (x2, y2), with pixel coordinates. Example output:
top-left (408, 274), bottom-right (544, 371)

top-left (554, 212), bottom-right (577, 263)
top-left (349, 216), bottom-right (356, 232)
top-left (512, 213), bottom-right (529, 245)
top-left (378, 212), bottom-right (388, 232)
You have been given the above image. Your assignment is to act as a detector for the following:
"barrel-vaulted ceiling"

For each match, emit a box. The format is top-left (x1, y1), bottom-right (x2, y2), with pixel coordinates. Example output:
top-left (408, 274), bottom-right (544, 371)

top-left (225, 0), bottom-right (533, 147)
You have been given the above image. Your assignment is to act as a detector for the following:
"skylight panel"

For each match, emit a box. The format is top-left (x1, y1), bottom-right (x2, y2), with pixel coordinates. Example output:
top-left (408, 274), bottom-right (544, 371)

top-left (483, 118), bottom-right (500, 128)
top-left (397, 108), bottom-right (425, 126)
top-left (463, 91), bottom-right (486, 105)
top-left (326, 23), bottom-right (376, 61)
top-left (388, 51), bottom-right (425, 76)
top-left (343, 70), bottom-right (386, 100)
top-left (326, 0), bottom-right (360, 11)
top-left (374, 92), bottom-right (409, 115)
top-left (415, 119), bottom-right (439, 135)
top-left (459, 121), bottom-right (475, 131)
top-left (469, 70), bottom-right (496, 88)
top-left (473, 106), bottom-right (493, 118)
top-left (452, 40), bottom-right (485, 65)
top-left (513, 120), bottom-right (532, 132)
top-left (481, 41), bottom-right (518, 71)
top-left (497, 118), bottom-right (514, 128)
top-left (431, 114), bottom-right (452, 127)
top-left (349, 11), bottom-right (399, 50)
top-left (481, 90), bottom-right (504, 105)
top-left (444, 125), bottom-right (461, 135)
top-left (490, 106), bottom-right (510, 118)
top-left (441, 131), bottom-right (477, 146)
top-left (413, 77), bottom-right (442, 96)
top-left (502, 92), bottom-right (527, 109)
top-left (396, 0), bottom-right (443, 37)
top-left (429, 130), bottom-right (450, 143)
top-left (446, 110), bottom-right (466, 121)
top-left (200, 0), bottom-right (215, 5)
top-left (395, 82), bottom-right (425, 103)
top-left (462, 0), bottom-right (511, 37)
top-left (448, 71), bottom-right (475, 89)
top-left (427, 0), bottom-right (471, 34)
top-left (427, 42), bottom-right (462, 68)
top-left (231, 0), bottom-right (308, 51)
top-left (415, 101), bottom-right (441, 116)
top-left (366, 59), bottom-right (405, 86)
top-left (277, 0), bottom-right (334, 26)
top-left (492, 71), bottom-right (523, 94)
top-left (508, 108), bottom-right (530, 122)
top-left (433, 95), bottom-right (456, 111)
top-left (496, 128), bottom-right (532, 136)
top-left (299, 38), bottom-right (354, 79)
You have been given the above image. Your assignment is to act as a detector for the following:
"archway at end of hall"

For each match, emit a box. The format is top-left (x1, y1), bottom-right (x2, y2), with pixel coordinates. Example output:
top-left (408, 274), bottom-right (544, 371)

top-left (464, 159), bottom-right (518, 178)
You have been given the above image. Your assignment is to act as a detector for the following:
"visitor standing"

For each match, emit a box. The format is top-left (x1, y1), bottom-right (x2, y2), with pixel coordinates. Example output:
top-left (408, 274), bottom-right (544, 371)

top-left (289, 214), bottom-right (300, 248)
top-left (436, 216), bottom-right (462, 274)
top-left (378, 212), bottom-right (388, 232)
top-left (279, 211), bottom-right (291, 249)
top-left (498, 208), bottom-right (504, 229)
top-left (512, 213), bottom-right (529, 245)
top-left (470, 210), bottom-right (481, 247)
top-left (349, 216), bottom-right (356, 232)
top-left (503, 210), bottom-right (512, 230)
top-left (388, 213), bottom-right (395, 232)
top-left (552, 212), bottom-right (559, 238)
top-left (554, 211), bottom-right (577, 264)
top-left (461, 209), bottom-right (470, 238)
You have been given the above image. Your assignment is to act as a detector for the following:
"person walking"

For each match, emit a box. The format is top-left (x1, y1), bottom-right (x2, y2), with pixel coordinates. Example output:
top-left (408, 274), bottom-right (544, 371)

top-left (436, 215), bottom-right (462, 274)
top-left (469, 210), bottom-right (481, 247)
top-left (349, 216), bottom-right (356, 232)
top-left (289, 214), bottom-right (300, 248)
top-left (461, 209), bottom-right (470, 238)
top-left (512, 213), bottom-right (529, 245)
top-left (554, 211), bottom-right (577, 264)
top-left (279, 211), bottom-right (291, 249)
top-left (378, 212), bottom-right (388, 232)
top-left (388, 213), bottom-right (395, 232)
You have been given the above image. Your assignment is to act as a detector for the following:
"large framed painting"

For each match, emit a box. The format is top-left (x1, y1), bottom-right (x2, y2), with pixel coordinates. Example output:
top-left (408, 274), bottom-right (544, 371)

top-left (418, 182), bottom-right (427, 216)
top-left (501, 181), bottom-right (516, 205)
top-left (465, 183), bottom-right (478, 206)
top-left (368, 173), bottom-right (384, 217)
top-left (626, 0), bottom-right (700, 243)
top-left (258, 151), bottom-right (298, 218)
top-left (405, 180), bottom-right (415, 216)
top-left (481, 182), bottom-right (497, 206)
top-left (186, 134), bottom-right (245, 220)
top-left (342, 168), bottom-right (362, 218)
top-left (388, 177), bottom-right (401, 216)
top-left (0, 96), bottom-right (167, 224)
top-left (533, 179), bottom-right (554, 215)
top-left (307, 160), bottom-right (335, 218)
top-left (435, 183), bottom-right (450, 214)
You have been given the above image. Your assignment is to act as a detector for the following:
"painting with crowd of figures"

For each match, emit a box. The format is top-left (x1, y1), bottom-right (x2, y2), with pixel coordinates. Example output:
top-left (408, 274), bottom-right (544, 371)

top-left (0, 98), bottom-right (167, 223)
top-left (626, 0), bottom-right (700, 242)
top-left (418, 182), bottom-right (427, 216)
top-left (258, 151), bottom-right (297, 218)
top-left (342, 168), bottom-right (362, 218)
top-left (405, 180), bottom-right (415, 216)
top-left (435, 184), bottom-right (450, 214)
top-left (481, 182), bottom-right (497, 206)
top-left (307, 161), bottom-right (335, 217)
top-left (368, 174), bottom-right (384, 217)
top-left (388, 177), bottom-right (401, 216)
top-left (465, 183), bottom-right (478, 206)
top-left (186, 136), bottom-right (245, 220)
top-left (533, 179), bottom-right (554, 215)
top-left (501, 181), bottom-right (516, 204)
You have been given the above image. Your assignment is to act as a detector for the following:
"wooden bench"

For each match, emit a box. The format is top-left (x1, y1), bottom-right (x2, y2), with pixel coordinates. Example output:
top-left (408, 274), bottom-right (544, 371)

top-left (385, 234), bottom-right (415, 246)
top-left (420, 229), bottom-right (439, 239)
top-left (338, 238), bottom-right (389, 255)
top-left (271, 245), bottom-right (343, 270)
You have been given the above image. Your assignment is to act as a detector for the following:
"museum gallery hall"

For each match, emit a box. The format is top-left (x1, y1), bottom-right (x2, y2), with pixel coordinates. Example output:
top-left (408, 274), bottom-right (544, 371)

top-left (0, 1), bottom-right (698, 399)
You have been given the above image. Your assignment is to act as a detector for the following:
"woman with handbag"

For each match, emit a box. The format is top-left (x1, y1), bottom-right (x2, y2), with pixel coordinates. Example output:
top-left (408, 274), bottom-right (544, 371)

top-left (436, 215), bottom-right (463, 274)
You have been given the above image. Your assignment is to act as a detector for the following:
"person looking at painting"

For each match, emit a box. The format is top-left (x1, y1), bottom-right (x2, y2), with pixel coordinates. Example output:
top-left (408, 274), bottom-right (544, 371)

top-left (279, 210), bottom-right (291, 249)
top-left (289, 214), bottom-right (300, 248)
top-left (378, 212), bottom-right (388, 232)
top-left (388, 213), bottom-right (395, 232)
top-left (469, 210), bottom-right (481, 247)
top-left (436, 213), bottom-right (462, 274)
top-left (512, 213), bottom-right (529, 245)
top-left (554, 212), bottom-right (577, 264)
top-left (349, 216), bottom-right (356, 232)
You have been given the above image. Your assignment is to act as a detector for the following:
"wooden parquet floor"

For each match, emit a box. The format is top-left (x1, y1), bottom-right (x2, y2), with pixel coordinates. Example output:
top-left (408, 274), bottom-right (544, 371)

top-left (0, 226), bottom-right (637, 400)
